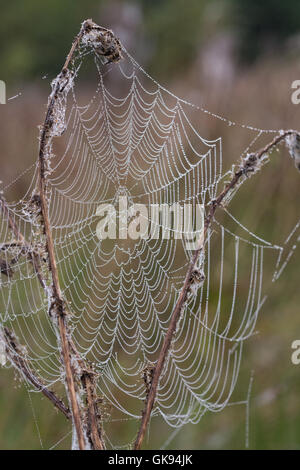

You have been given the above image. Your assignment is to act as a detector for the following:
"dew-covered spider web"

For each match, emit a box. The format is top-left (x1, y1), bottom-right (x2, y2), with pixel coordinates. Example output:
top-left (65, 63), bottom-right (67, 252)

top-left (0, 33), bottom-right (299, 449)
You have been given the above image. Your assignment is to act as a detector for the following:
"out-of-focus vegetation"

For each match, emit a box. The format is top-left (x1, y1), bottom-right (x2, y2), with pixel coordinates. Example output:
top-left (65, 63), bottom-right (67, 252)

top-left (0, 0), bottom-right (102, 82)
top-left (2, 0), bottom-right (300, 84)
top-left (1, 0), bottom-right (300, 450)
top-left (230, 0), bottom-right (300, 64)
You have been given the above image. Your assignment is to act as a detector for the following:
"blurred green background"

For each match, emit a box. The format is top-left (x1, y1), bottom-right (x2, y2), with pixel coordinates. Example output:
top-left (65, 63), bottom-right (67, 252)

top-left (1, 0), bottom-right (300, 450)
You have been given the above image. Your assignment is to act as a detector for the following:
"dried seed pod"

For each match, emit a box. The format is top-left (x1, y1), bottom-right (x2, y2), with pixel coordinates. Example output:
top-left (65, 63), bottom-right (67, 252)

top-left (82, 23), bottom-right (122, 64)
top-left (188, 268), bottom-right (205, 296)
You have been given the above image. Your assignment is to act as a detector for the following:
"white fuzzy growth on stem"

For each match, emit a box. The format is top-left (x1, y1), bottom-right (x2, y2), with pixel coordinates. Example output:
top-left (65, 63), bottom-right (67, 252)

top-left (285, 134), bottom-right (300, 172)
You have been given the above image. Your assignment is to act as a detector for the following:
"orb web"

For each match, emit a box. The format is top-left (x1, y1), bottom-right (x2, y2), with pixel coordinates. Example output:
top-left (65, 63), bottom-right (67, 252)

top-left (0, 36), bottom-right (298, 448)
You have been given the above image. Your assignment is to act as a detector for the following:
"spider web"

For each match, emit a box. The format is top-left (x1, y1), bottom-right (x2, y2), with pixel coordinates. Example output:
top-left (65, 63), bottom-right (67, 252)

top-left (0, 37), bottom-right (298, 448)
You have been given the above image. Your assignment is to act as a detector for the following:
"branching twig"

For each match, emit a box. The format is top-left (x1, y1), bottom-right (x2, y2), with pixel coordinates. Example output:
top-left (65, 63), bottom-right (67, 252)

top-left (0, 327), bottom-right (71, 419)
top-left (0, 19), bottom-right (122, 450)
top-left (133, 129), bottom-right (297, 449)
top-left (0, 194), bottom-right (104, 448)
top-left (3, 19), bottom-right (293, 450)
top-left (35, 19), bottom-right (120, 450)
top-left (36, 20), bottom-right (95, 451)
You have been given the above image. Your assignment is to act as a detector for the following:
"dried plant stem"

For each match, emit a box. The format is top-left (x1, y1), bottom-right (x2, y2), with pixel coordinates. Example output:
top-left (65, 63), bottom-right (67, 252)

top-left (82, 371), bottom-right (105, 450)
top-left (36, 19), bottom-right (112, 450)
top-left (0, 194), bottom-right (105, 449)
top-left (1, 327), bottom-right (71, 419)
top-left (36, 21), bottom-right (91, 451)
top-left (0, 200), bottom-right (72, 419)
top-left (38, 137), bottom-right (85, 449)
top-left (1, 19), bottom-right (119, 450)
top-left (69, 336), bottom-right (106, 449)
top-left (134, 129), bottom-right (296, 449)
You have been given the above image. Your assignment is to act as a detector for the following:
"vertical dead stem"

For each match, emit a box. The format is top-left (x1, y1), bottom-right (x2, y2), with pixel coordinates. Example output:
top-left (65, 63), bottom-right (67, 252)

top-left (37, 23), bottom-right (87, 451)
top-left (0, 19), bottom-right (121, 450)
top-left (134, 130), bottom-right (296, 449)
top-left (36, 19), bottom-right (118, 450)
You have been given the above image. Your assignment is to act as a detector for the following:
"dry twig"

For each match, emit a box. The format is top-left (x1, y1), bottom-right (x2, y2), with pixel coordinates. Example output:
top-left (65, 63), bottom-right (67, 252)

top-left (0, 327), bottom-right (71, 419)
top-left (0, 19), bottom-right (121, 450)
top-left (133, 130), bottom-right (298, 449)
